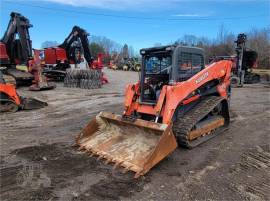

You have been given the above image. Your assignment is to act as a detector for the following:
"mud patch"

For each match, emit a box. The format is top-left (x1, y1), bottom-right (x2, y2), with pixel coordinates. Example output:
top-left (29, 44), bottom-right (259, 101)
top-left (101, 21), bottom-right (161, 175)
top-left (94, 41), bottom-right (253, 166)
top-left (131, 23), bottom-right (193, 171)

top-left (166, 171), bottom-right (182, 177)
top-left (11, 143), bottom-right (65, 162)
top-left (113, 94), bottom-right (124, 97)
top-left (85, 174), bottom-right (149, 201)
top-left (85, 92), bottom-right (121, 97)
top-left (11, 143), bottom-right (106, 184)
top-left (2, 143), bottom-right (150, 201)
top-left (96, 95), bottom-right (107, 99)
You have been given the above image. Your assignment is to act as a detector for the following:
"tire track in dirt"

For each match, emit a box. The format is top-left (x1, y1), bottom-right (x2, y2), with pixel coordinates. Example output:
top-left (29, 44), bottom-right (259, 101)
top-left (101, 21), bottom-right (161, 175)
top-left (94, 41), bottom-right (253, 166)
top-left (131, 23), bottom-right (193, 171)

top-left (229, 145), bottom-right (270, 200)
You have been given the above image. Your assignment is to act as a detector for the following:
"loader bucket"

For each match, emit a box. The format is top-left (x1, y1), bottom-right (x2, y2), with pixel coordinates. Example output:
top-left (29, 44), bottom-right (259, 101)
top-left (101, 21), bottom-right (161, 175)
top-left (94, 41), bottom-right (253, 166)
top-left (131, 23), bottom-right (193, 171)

top-left (76, 112), bottom-right (177, 178)
top-left (20, 97), bottom-right (48, 110)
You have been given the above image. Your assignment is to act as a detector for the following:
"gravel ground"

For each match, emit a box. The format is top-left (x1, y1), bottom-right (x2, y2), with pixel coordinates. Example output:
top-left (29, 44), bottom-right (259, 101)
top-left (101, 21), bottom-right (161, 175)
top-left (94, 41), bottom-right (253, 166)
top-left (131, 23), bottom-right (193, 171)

top-left (1, 68), bottom-right (269, 201)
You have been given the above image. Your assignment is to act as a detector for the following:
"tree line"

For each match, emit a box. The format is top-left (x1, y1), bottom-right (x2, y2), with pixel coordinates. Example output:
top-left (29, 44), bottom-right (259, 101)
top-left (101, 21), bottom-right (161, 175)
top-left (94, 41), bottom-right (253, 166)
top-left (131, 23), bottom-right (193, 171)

top-left (41, 26), bottom-right (269, 68)
top-left (173, 26), bottom-right (270, 68)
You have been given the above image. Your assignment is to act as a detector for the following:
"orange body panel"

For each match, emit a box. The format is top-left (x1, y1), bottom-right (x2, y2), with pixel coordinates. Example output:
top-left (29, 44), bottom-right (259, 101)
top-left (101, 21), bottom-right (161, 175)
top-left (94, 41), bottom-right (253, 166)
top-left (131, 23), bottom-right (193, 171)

top-left (123, 60), bottom-right (232, 124)
top-left (0, 83), bottom-right (21, 105)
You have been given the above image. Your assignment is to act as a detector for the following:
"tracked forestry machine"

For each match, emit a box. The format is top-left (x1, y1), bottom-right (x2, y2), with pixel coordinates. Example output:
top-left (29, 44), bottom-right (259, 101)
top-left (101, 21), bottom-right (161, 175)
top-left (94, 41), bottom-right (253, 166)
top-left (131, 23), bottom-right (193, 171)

top-left (232, 33), bottom-right (260, 86)
top-left (0, 12), bottom-right (55, 90)
top-left (43, 26), bottom-right (106, 88)
top-left (210, 33), bottom-right (260, 87)
top-left (77, 45), bottom-right (232, 177)
top-left (0, 12), bottom-right (33, 85)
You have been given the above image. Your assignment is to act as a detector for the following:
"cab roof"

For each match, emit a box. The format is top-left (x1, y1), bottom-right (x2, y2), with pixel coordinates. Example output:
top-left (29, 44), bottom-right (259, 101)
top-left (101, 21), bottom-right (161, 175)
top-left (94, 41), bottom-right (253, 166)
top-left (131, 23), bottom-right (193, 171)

top-left (140, 45), bottom-right (204, 56)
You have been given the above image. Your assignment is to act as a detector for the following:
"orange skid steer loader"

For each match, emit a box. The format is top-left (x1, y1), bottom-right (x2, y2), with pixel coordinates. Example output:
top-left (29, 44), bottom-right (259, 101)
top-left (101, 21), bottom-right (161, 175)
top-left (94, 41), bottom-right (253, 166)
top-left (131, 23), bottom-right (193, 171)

top-left (76, 45), bottom-right (232, 178)
top-left (0, 71), bottom-right (47, 113)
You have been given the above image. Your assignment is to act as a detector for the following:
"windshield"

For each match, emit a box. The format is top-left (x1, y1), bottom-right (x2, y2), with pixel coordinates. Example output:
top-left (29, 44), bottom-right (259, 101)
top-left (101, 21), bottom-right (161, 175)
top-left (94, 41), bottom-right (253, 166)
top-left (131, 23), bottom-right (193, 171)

top-left (145, 56), bottom-right (172, 74)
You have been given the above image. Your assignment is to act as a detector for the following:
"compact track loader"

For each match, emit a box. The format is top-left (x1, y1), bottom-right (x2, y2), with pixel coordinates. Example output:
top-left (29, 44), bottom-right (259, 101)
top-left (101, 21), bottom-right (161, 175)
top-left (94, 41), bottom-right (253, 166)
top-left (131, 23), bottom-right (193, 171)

top-left (77, 45), bottom-right (232, 177)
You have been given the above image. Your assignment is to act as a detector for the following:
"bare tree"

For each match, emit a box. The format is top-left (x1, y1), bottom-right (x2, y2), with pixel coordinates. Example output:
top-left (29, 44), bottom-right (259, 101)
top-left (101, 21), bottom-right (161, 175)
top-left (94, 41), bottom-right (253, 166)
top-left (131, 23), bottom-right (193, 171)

top-left (174, 25), bottom-right (269, 68)
top-left (128, 45), bottom-right (135, 58)
top-left (121, 44), bottom-right (129, 59)
top-left (90, 35), bottom-right (121, 53)
top-left (41, 41), bottom-right (59, 48)
top-left (247, 28), bottom-right (270, 68)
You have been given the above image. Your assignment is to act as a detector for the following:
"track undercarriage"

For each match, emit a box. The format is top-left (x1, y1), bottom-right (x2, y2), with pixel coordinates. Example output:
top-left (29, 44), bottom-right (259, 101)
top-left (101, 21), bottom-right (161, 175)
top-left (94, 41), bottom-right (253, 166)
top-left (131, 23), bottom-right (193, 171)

top-left (173, 96), bottom-right (230, 148)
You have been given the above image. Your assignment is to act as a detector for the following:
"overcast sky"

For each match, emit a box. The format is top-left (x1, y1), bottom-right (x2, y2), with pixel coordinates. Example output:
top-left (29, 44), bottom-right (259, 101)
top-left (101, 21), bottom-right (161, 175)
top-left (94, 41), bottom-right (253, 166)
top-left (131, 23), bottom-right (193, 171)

top-left (0, 0), bottom-right (269, 51)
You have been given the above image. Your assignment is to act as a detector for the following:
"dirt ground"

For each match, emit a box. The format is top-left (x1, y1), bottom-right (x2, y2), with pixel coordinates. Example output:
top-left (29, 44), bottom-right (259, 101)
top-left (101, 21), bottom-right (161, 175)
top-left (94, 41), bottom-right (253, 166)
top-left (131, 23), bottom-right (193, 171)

top-left (1, 69), bottom-right (270, 201)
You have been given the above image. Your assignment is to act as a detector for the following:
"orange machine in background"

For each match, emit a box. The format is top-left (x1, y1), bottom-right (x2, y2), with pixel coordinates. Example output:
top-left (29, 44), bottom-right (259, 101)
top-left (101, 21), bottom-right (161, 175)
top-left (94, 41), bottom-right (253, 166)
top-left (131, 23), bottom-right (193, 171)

top-left (0, 71), bottom-right (48, 112)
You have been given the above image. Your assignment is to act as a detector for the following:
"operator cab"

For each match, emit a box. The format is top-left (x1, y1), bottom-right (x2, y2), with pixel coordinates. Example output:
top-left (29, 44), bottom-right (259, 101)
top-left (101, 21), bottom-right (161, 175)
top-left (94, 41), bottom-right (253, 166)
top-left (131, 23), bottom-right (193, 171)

top-left (140, 45), bottom-right (205, 104)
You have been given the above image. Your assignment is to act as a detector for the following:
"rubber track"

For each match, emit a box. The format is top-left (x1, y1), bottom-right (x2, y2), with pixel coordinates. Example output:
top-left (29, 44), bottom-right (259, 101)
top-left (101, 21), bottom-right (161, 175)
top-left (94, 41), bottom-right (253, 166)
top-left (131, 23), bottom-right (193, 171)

top-left (173, 96), bottom-right (225, 148)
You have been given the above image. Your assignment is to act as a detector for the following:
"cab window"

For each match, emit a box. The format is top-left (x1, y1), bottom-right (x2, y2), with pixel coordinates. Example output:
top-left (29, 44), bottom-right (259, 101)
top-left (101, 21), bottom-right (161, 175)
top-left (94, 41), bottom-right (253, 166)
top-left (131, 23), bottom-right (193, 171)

top-left (145, 56), bottom-right (172, 74)
top-left (178, 52), bottom-right (204, 81)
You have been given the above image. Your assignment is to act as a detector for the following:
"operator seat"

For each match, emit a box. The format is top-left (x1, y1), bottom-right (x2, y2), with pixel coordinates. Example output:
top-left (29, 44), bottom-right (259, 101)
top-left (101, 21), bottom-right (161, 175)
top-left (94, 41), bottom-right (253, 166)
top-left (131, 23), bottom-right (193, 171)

top-left (178, 63), bottom-right (202, 81)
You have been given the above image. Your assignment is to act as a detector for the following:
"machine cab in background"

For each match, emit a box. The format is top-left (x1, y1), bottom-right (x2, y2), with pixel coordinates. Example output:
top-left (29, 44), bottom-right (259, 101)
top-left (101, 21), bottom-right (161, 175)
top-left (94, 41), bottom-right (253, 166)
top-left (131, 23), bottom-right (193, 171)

top-left (140, 45), bottom-right (205, 104)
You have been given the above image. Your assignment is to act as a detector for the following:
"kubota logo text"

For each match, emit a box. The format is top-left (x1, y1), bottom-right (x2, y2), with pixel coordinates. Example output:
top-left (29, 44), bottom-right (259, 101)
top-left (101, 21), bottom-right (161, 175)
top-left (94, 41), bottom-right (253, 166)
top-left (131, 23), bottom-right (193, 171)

top-left (196, 72), bottom-right (209, 84)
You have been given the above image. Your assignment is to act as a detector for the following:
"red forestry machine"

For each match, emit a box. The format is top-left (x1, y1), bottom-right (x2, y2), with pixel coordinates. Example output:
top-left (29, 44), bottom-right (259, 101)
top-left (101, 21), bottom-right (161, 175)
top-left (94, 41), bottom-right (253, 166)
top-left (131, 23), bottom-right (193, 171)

top-left (41, 26), bottom-right (108, 88)
top-left (0, 12), bottom-right (55, 91)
